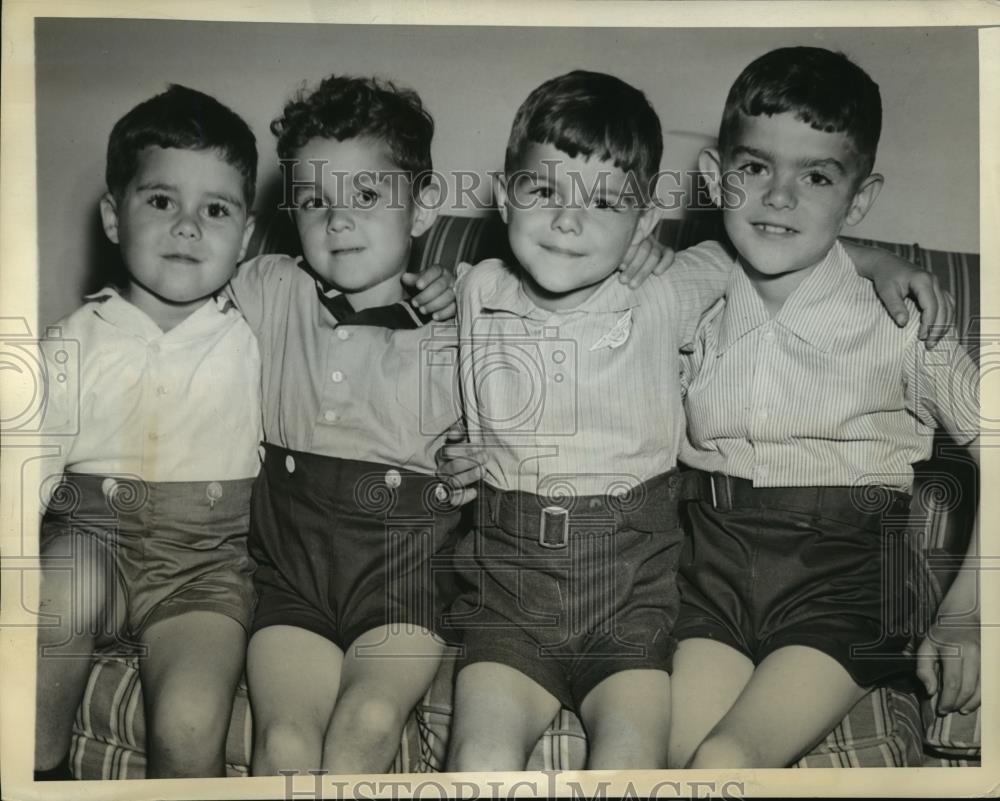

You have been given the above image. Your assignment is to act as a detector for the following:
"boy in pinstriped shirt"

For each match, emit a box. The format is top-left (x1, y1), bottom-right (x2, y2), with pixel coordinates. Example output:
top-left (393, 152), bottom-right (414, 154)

top-left (670, 47), bottom-right (980, 768)
top-left (443, 69), bottom-right (946, 771)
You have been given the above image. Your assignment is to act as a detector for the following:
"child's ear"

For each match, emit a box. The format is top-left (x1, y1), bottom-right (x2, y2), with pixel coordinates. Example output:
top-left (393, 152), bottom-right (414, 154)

top-left (632, 204), bottom-right (661, 246)
top-left (409, 179), bottom-right (441, 239)
top-left (238, 212), bottom-right (256, 263)
top-left (493, 172), bottom-right (510, 225)
top-left (99, 193), bottom-right (121, 244)
top-left (697, 147), bottom-right (724, 208)
top-left (845, 173), bottom-right (884, 226)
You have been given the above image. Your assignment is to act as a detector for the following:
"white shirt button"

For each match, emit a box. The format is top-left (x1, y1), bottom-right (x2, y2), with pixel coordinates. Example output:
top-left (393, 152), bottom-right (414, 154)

top-left (758, 408), bottom-right (769, 420)
top-left (149, 342), bottom-right (161, 354)
top-left (763, 329), bottom-right (776, 341)
top-left (331, 370), bottom-right (344, 383)
top-left (155, 385), bottom-right (168, 396)
top-left (384, 469), bottom-right (402, 488)
top-left (757, 464), bottom-right (769, 477)
top-left (206, 481), bottom-right (223, 502)
top-left (101, 478), bottom-right (117, 498)
top-left (323, 410), bottom-right (338, 423)
top-left (433, 484), bottom-right (449, 502)
top-left (337, 329), bottom-right (350, 341)
top-left (285, 455), bottom-right (296, 473)
top-left (147, 432), bottom-right (159, 442)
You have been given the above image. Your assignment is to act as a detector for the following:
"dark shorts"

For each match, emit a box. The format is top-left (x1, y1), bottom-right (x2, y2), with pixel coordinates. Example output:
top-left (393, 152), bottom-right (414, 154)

top-left (447, 471), bottom-right (687, 710)
top-left (40, 472), bottom-right (256, 638)
top-left (249, 444), bottom-right (462, 650)
top-left (674, 472), bottom-right (930, 688)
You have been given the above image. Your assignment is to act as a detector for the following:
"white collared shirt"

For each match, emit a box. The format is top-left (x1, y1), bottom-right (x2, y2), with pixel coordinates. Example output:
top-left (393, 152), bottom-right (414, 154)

top-left (456, 241), bottom-right (734, 496)
top-left (680, 241), bottom-right (980, 489)
top-left (40, 288), bottom-right (262, 494)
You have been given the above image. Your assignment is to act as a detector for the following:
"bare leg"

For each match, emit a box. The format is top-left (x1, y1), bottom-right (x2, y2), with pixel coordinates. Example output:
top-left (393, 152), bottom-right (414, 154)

top-left (35, 531), bottom-right (124, 773)
top-left (322, 625), bottom-right (443, 773)
top-left (247, 625), bottom-right (342, 776)
top-left (446, 662), bottom-right (562, 772)
top-left (667, 638), bottom-right (754, 769)
top-left (688, 645), bottom-right (869, 768)
top-left (579, 669), bottom-right (672, 769)
top-left (138, 611), bottom-right (246, 777)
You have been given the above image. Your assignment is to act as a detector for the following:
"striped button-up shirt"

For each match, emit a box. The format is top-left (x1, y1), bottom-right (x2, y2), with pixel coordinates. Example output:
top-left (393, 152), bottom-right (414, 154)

top-left (456, 242), bottom-right (734, 496)
top-left (227, 254), bottom-right (459, 475)
top-left (680, 241), bottom-right (980, 490)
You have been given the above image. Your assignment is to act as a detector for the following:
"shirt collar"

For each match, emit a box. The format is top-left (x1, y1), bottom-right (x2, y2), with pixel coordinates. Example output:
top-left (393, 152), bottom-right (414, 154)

top-left (479, 261), bottom-right (640, 319)
top-left (85, 286), bottom-right (234, 341)
top-left (719, 240), bottom-right (854, 354)
top-left (307, 259), bottom-right (431, 330)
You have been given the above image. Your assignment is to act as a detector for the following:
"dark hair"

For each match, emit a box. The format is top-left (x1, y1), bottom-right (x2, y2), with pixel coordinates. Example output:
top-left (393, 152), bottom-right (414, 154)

top-left (271, 75), bottom-right (434, 190)
top-left (105, 84), bottom-right (258, 205)
top-left (718, 47), bottom-right (882, 177)
top-left (505, 70), bottom-right (662, 199)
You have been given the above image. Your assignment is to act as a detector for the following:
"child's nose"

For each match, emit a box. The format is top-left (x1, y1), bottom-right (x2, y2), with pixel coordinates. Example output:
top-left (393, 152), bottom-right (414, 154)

top-left (551, 205), bottom-right (583, 234)
top-left (171, 211), bottom-right (202, 239)
top-left (326, 205), bottom-right (355, 232)
top-left (763, 176), bottom-right (797, 210)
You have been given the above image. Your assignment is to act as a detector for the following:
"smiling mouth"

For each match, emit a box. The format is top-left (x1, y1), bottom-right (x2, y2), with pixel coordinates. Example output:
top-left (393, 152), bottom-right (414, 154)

top-left (752, 223), bottom-right (799, 235)
top-left (162, 253), bottom-right (201, 264)
top-left (541, 244), bottom-right (584, 257)
top-left (331, 247), bottom-right (365, 256)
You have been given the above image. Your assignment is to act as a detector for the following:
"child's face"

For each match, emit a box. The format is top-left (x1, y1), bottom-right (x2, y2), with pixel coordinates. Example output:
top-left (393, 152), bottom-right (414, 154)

top-left (498, 142), bottom-right (655, 311)
top-left (100, 147), bottom-right (253, 308)
top-left (709, 112), bottom-right (882, 276)
top-left (290, 136), bottom-right (436, 300)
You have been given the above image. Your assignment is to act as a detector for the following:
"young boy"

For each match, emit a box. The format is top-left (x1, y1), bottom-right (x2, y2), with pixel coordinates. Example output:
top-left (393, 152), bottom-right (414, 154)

top-left (442, 69), bottom-right (952, 772)
top-left (669, 46), bottom-right (981, 768)
top-left (35, 85), bottom-right (260, 779)
top-left (225, 75), bottom-right (464, 776)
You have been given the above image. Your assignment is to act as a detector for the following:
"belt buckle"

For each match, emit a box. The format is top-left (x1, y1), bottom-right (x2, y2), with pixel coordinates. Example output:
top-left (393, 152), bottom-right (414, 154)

top-left (709, 472), bottom-right (734, 511)
top-left (539, 506), bottom-right (569, 549)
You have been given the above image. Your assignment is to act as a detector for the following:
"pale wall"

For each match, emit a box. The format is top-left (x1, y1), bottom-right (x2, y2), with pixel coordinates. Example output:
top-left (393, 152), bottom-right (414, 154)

top-left (35, 19), bottom-right (979, 325)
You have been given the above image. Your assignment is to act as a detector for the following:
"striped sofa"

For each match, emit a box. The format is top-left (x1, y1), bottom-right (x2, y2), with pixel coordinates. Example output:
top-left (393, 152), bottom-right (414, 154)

top-left (68, 211), bottom-right (981, 778)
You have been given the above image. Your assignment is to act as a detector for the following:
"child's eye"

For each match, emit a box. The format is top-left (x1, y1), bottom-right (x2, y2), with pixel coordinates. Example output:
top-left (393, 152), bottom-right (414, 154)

top-left (300, 197), bottom-right (327, 211)
top-left (205, 202), bottom-right (232, 219)
top-left (148, 193), bottom-right (174, 211)
top-left (593, 197), bottom-right (624, 212)
top-left (805, 172), bottom-right (833, 187)
top-left (737, 161), bottom-right (767, 177)
top-left (356, 188), bottom-right (379, 208)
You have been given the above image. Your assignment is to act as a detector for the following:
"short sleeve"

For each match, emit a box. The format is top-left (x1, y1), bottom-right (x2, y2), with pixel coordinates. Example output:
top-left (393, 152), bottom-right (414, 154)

top-left (225, 254), bottom-right (297, 335)
top-left (661, 241), bottom-right (735, 346)
top-left (903, 328), bottom-right (979, 445)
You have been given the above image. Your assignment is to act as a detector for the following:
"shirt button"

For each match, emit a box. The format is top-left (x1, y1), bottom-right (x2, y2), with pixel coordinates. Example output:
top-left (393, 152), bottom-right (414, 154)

top-left (323, 410), bottom-right (338, 423)
top-left (337, 329), bottom-right (350, 341)
top-left (763, 329), bottom-right (776, 341)
top-left (757, 464), bottom-right (769, 478)
top-left (147, 432), bottom-right (159, 442)
top-left (206, 481), bottom-right (223, 502)
top-left (285, 455), bottom-right (296, 474)
top-left (331, 370), bottom-right (344, 383)
top-left (149, 343), bottom-right (161, 354)
top-left (758, 408), bottom-right (769, 420)
top-left (433, 484), bottom-right (450, 503)
top-left (155, 385), bottom-right (168, 396)
top-left (384, 469), bottom-right (402, 488)
top-left (101, 478), bottom-right (117, 498)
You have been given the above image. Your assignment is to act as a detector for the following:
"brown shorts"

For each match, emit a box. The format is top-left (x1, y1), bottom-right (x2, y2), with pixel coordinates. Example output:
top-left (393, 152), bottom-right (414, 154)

top-left (40, 472), bottom-right (256, 638)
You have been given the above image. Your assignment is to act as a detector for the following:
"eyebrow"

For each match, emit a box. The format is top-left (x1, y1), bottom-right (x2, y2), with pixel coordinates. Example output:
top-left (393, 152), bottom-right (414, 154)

top-left (731, 146), bottom-right (847, 175)
top-left (135, 182), bottom-right (245, 209)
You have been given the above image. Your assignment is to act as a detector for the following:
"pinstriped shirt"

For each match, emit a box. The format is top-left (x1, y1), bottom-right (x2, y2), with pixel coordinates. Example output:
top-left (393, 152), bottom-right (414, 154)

top-left (227, 254), bottom-right (459, 475)
top-left (680, 241), bottom-right (980, 490)
top-left (455, 241), bottom-right (734, 496)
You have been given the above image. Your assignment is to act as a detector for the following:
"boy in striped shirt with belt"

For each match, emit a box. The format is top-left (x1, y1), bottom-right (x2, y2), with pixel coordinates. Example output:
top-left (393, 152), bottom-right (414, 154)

top-left (670, 46), bottom-right (981, 768)
top-left (443, 69), bottom-right (949, 771)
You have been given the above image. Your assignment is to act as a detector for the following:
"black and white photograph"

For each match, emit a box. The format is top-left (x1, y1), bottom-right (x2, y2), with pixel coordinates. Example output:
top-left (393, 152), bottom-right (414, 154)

top-left (1, 1), bottom-right (997, 798)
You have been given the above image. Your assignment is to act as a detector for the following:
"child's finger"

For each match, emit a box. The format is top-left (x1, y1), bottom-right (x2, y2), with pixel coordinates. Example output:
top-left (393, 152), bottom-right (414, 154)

top-left (914, 640), bottom-right (939, 697)
top-left (955, 649), bottom-right (981, 713)
top-left (448, 486), bottom-right (478, 507)
top-left (651, 245), bottom-right (676, 276)
top-left (430, 300), bottom-right (457, 322)
top-left (936, 657), bottom-right (965, 714)
top-left (618, 239), bottom-right (652, 283)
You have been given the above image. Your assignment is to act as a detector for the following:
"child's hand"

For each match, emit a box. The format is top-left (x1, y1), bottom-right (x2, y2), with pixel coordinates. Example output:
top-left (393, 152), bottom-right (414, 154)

top-left (618, 235), bottom-right (675, 289)
top-left (403, 265), bottom-right (456, 321)
top-left (843, 242), bottom-right (953, 347)
top-left (916, 616), bottom-right (981, 716)
top-left (435, 421), bottom-right (484, 507)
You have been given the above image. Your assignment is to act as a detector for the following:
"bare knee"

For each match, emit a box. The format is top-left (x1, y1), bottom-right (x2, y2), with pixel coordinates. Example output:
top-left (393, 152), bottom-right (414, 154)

top-left (688, 732), bottom-right (760, 769)
top-left (331, 693), bottom-right (405, 749)
top-left (146, 684), bottom-right (232, 775)
top-left (254, 720), bottom-right (323, 775)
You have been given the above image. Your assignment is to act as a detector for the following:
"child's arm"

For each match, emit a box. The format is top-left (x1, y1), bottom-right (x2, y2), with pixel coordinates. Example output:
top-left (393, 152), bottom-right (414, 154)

top-left (916, 437), bottom-right (981, 715)
top-left (617, 236), bottom-right (675, 288)
top-left (402, 264), bottom-right (456, 321)
top-left (842, 241), bottom-right (951, 346)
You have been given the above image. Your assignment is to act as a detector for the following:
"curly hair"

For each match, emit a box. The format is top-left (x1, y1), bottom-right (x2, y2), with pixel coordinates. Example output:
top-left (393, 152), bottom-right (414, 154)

top-left (271, 75), bottom-right (434, 190)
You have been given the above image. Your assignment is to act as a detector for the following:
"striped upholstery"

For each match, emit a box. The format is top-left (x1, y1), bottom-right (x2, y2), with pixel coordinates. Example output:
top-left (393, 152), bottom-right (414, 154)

top-left (70, 211), bottom-right (980, 777)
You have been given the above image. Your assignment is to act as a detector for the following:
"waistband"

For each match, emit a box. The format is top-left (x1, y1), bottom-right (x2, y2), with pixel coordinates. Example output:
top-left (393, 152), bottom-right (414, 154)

top-left (479, 470), bottom-right (685, 549)
top-left (260, 443), bottom-right (454, 517)
top-left (683, 469), bottom-right (912, 531)
top-left (44, 472), bottom-right (254, 520)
